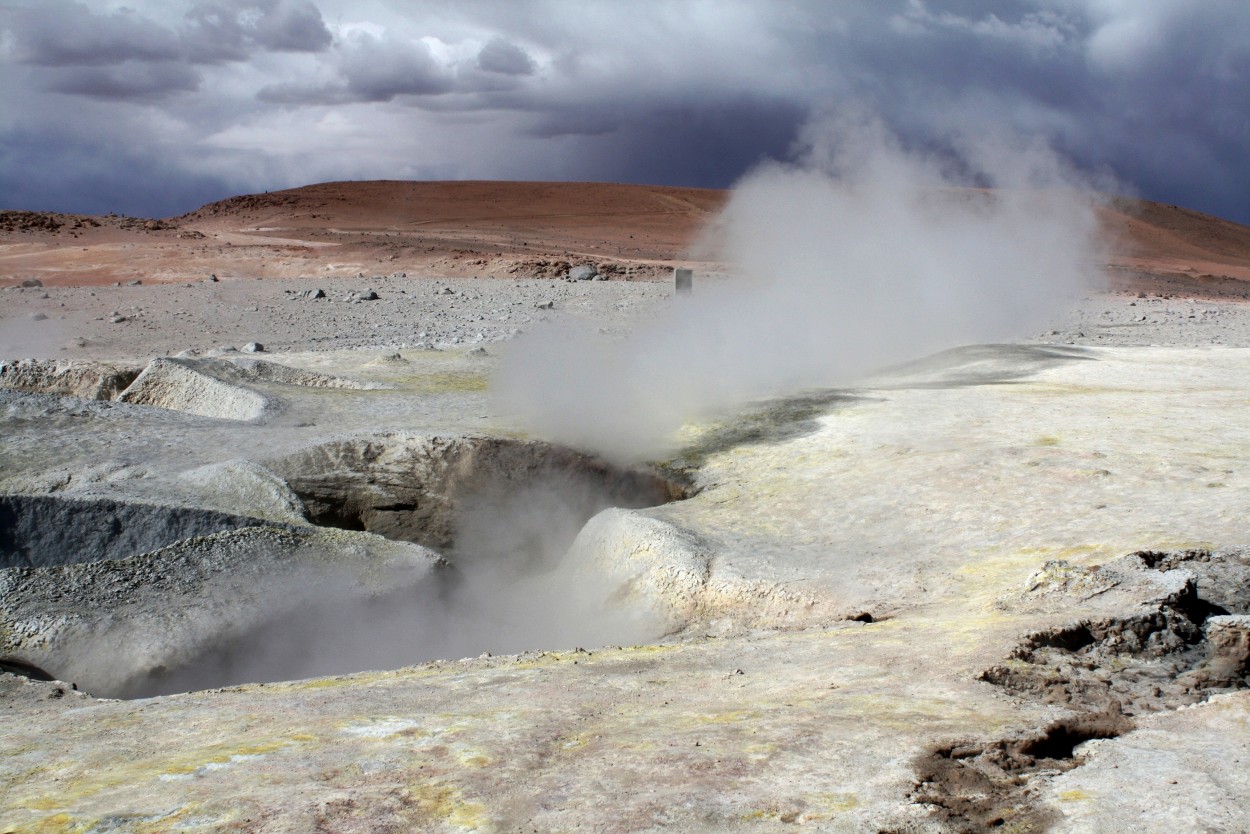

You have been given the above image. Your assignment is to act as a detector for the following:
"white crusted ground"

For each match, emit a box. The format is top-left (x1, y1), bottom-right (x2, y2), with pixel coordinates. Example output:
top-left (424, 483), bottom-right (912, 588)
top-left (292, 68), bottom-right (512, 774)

top-left (2, 283), bottom-right (1250, 832)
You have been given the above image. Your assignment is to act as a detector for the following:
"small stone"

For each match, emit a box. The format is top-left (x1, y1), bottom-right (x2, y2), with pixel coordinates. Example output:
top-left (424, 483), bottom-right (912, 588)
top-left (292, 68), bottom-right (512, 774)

top-left (126, 279), bottom-right (142, 286)
top-left (442, 287), bottom-right (456, 295)
top-left (302, 288), bottom-right (326, 300)
top-left (535, 300), bottom-right (554, 310)
top-left (242, 342), bottom-right (264, 353)
top-left (110, 314), bottom-right (127, 323)
top-left (207, 274), bottom-right (219, 282)
top-left (20, 278), bottom-right (43, 288)
top-left (468, 347), bottom-right (489, 357)
top-left (29, 312), bottom-right (48, 321)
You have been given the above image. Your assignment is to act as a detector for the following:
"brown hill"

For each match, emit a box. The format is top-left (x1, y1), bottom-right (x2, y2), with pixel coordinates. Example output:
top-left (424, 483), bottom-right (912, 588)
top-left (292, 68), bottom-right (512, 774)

top-left (1100, 198), bottom-right (1250, 297)
top-left (0, 181), bottom-right (725, 286)
top-left (179, 180), bottom-right (726, 281)
top-left (2, 180), bottom-right (1250, 297)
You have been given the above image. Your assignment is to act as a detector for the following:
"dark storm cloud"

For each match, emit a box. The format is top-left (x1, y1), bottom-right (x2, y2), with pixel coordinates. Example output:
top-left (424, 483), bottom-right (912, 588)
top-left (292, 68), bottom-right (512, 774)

top-left (45, 61), bottom-right (201, 101)
top-left (0, 126), bottom-right (230, 217)
top-left (2, 1), bottom-right (1248, 223)
top-left (5, 0), bottom-right (330, 70)
top-left (7, 1), bottom-right (182, 66)
top-left (871, 1), bottom-right (1250, 223)
top-left (477, 37), bottom-right (536, 76)
top-left (548, 98), bottom-right (810, 189)
top-left (249, 0), bottom-right (333, 52)
top-left (1, 0), bottom-right (334, 117)
top-left (257, 29), bottom-right (452, 104)
top-left (182, 0), bottom-right (332, 63)
top-left (335, 30), bottom-right (452, 100)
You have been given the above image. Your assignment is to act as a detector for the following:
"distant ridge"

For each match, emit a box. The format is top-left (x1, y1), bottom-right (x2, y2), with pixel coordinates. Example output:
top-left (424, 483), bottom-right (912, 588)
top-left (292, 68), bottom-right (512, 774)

top-left (179, 180), bottom-right (725, 231)
top-left (4, 180), bottom-right (1250, 294)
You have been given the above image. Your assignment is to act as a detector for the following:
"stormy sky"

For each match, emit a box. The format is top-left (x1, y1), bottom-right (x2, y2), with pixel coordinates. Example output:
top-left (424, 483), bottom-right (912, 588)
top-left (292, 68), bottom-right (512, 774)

top-left (1, 0), bottom-right (1247, 222)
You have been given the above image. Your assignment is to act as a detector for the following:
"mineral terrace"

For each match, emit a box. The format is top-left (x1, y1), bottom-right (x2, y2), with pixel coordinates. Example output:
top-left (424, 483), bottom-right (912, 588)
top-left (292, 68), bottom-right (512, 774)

top-left (2, 182), bottom-right (1250, 833)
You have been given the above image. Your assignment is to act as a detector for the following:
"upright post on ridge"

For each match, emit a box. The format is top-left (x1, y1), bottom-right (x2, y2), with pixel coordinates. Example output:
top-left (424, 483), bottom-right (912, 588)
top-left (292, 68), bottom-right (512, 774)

top-left (674, 268), bottom-right (693, 295)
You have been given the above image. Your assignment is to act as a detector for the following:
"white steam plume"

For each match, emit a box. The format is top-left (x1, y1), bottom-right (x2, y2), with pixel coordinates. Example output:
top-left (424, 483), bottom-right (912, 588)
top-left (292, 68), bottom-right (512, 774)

top-left (494, 114), bottom-right (1106, 461)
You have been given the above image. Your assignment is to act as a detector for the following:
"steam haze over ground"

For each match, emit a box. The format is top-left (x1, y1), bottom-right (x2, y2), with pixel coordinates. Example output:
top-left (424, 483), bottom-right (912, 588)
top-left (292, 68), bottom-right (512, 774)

top-left (127, 472), bottom-right (663, 698)
top-left (496, 116), bottom-right (1104, 460)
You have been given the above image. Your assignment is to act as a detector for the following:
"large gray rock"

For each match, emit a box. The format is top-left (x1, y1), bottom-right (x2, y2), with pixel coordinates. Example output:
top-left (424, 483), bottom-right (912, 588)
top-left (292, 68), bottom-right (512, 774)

top-left (0, 359), bottom-right (140, 400)
top-left (0, 494), bottom-right (286, 569)
top-left (117, 357), bottom-right (276, 421)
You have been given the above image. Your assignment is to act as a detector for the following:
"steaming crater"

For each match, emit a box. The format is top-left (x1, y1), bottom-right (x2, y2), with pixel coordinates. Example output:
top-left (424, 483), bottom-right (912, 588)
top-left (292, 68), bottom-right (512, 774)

top-left (267, 433), bottom-right (683, 549)
top-left (0, 434), bottom-right (683, 698)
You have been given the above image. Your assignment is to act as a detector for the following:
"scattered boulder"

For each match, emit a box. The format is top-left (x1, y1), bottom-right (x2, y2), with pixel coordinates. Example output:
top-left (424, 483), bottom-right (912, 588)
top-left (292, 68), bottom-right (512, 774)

top-left (126, 279), bottom-right (142, 286)
top-left (242, 342), bottom-right (264, 354)
top-left (300, 288), bottom-right (326, 300)
top-left (570, 264), bottom-right (598, 281)
top-left (110, 314), bottom-right (127, 324)
top-left (1, 213), bottom-right (62, 234)
top-left (20, 278), bottom-right (43, 288)
top-left (536, 300), bottom-right (554, 310)
top-left (28, 312), bottom-right (47, 321)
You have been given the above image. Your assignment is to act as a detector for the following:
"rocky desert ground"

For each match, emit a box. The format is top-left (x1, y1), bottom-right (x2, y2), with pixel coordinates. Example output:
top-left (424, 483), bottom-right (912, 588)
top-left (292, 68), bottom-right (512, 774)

top-left (3, 181), bottom-right (1250, 833)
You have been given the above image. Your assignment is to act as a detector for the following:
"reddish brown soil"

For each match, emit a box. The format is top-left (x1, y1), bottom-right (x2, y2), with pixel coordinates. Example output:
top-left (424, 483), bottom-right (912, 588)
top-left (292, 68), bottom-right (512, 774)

top-left (3, 180), bottom-right (1249, 297)
top-left (0, 181), bottom-right (724, 288)
top-left (1100, 198), bottom-right (1250, 298)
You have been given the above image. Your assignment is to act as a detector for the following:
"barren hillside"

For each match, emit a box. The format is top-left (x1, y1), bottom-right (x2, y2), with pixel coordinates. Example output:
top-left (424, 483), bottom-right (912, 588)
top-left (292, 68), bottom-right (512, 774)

top-left (1101, 197), bottom-right (1250, 296)
top-left (2, 180), bottom-right (1250, 296)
